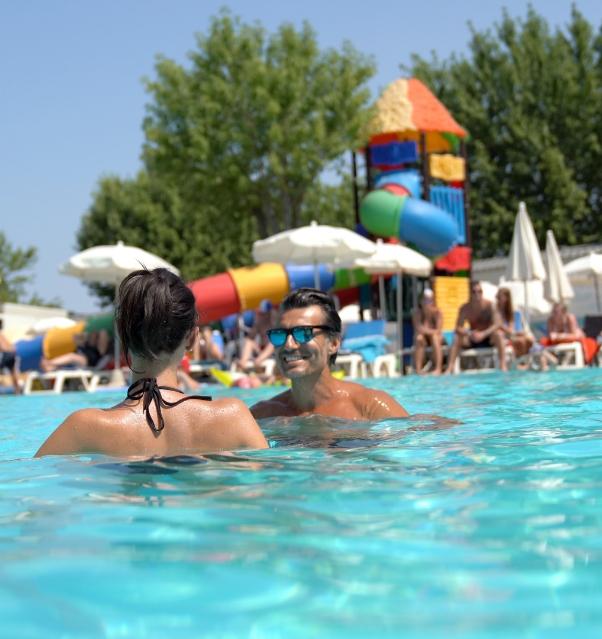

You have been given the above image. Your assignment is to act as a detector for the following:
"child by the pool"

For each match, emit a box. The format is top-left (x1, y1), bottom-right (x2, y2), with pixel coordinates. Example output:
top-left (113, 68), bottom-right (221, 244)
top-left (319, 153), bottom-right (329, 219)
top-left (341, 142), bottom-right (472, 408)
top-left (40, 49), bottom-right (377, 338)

top-left (36, 268), bottom-right (267, 457)
top-left (250, 288), bottom-right (408, 420)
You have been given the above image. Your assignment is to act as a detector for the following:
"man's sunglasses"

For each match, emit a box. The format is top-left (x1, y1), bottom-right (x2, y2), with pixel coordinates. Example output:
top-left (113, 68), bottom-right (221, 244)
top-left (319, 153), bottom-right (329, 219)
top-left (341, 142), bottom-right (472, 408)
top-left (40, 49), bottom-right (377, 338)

top-left (266, 325), bottom-right (333, 347)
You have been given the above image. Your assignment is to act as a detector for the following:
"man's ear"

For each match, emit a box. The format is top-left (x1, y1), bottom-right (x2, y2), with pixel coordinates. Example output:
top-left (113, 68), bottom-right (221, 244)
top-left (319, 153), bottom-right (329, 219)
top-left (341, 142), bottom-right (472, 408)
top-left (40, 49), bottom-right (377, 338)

top-left (186, 326), bottom-right (200, 351)
top-left (328, 333), bottom-right (341, 357)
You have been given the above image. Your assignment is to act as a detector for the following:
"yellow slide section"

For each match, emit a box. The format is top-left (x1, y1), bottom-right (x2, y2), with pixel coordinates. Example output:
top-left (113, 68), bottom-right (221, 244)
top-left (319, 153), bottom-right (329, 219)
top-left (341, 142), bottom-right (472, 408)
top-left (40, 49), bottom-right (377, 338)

top-left (229, 263), bottom-right (289, 311)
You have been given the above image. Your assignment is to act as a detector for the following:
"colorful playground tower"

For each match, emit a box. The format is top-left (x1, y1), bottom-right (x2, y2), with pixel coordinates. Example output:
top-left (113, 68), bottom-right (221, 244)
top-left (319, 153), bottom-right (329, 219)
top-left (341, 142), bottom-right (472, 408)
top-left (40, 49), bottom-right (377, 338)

top-left (356, 77), bottom-right (470, 262)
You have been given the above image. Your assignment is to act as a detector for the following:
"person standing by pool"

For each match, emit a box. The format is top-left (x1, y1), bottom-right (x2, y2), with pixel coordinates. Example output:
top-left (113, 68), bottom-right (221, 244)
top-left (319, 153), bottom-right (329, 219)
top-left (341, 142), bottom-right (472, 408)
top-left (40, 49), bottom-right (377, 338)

top-left (36, 268), bottom-right (267, 457)
top-left (445, 281), bottom-right (508, 374)
top-left (250, 288), bottom-right (408, 420)
top-left (412, 288), bottom-right (444, 375)
top-left (0, 320), bottom-right (21, 394)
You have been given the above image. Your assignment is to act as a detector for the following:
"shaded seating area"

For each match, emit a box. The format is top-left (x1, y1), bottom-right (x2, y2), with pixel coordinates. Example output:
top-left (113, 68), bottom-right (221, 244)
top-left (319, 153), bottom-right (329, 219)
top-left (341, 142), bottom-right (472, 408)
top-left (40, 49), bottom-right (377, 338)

top-left (336, 319), bottom-right (398, 378)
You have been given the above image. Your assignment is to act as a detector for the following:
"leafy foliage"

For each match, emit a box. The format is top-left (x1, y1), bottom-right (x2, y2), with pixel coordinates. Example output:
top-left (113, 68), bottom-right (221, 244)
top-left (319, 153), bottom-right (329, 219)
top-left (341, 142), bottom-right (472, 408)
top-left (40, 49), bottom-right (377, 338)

top-left (409, 6), bottom-right (602, 257)
top-left (0, 231), bottom-right (38, 303)
top-left (78, 12), bottom-right (374, 302)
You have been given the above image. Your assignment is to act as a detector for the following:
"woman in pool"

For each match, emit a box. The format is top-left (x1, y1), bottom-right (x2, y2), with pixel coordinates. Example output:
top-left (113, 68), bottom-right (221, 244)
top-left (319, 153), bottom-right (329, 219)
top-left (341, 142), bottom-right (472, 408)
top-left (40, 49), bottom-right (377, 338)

top-left (36, 268), bottom-right (268, 458)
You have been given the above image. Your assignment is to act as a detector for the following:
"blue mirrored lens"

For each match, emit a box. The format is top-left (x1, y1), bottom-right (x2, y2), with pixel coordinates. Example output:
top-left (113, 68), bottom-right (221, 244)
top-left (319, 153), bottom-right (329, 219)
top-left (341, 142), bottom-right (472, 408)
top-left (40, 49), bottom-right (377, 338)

top-left (267, 330), bottom-right (287, 346)
top-left (291, 327), bottom-right (313, 344)
top-left (267, 326), bottom-right (315, 347)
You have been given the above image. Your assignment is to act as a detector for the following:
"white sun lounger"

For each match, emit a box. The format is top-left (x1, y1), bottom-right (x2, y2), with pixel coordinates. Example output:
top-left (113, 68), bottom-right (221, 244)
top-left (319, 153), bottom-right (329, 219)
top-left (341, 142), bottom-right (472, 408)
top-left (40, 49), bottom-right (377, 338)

top-left (23, 369), bottom-right (94, 394)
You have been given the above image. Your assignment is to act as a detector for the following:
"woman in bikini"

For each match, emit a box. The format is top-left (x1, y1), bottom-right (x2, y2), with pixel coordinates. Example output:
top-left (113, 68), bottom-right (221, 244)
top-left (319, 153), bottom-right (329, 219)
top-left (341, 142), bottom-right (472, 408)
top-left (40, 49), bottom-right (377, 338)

top-left (36, 268), bottom-right (267, 457)
top-left (495, 287), bottom-right (533, 359)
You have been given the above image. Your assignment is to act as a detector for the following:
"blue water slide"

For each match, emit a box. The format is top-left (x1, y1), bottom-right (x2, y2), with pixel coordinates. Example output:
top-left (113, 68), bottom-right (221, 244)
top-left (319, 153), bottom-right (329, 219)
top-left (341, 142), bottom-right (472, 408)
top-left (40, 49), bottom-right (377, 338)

top-left (285, 264), bottom-right (335, 291)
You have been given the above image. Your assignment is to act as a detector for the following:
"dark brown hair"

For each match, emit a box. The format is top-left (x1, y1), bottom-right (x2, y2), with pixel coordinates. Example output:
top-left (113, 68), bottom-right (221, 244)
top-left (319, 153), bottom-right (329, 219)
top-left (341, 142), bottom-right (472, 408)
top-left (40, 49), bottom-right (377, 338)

top-left (496, 287), bottom-right (514, 324)
top-left (280, 288), bottom-right (341, 365)
top-left (116, 268), bottom-right (197, 364)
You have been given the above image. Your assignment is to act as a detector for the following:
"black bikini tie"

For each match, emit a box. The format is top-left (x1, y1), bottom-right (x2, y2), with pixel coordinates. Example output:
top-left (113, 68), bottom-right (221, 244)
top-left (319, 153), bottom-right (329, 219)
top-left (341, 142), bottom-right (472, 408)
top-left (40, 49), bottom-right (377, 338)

top-left (126, 378), bottom-right (212, 434)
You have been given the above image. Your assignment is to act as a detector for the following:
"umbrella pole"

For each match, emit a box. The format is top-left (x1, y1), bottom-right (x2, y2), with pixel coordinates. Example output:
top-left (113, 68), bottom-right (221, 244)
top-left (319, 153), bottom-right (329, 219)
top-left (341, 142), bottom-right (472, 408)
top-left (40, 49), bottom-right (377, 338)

top-left (397, 272), bottom-right (405, 376)
top-left (378, 275), bottom-right (386, 319)
top-left (523, 280), bottom-right (530, 328)
top-left (313, 261), bottom-right (321, 290)
top-left (594, 274), bottom-right (601, 313)
top-left (109, 297), bottom-right (126, 387)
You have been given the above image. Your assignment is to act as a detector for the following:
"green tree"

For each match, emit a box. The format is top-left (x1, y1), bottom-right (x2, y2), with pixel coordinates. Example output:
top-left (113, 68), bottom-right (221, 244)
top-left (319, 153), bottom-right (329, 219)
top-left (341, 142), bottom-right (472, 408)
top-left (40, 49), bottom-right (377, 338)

top-left (0, 231), bottom-right (38, 303)
top-left (409, 6), bottom-right (602, 257)
top-left (76, 13), bottom-right (374, 293)
top-left (77, 173), bottom-right (186, 305)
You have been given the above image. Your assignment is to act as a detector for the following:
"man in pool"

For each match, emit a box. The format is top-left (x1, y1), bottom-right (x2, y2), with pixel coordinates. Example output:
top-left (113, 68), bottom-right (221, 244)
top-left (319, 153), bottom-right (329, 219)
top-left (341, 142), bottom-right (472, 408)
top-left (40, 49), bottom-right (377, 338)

top-left (250, 288), bottom-right (409, 420)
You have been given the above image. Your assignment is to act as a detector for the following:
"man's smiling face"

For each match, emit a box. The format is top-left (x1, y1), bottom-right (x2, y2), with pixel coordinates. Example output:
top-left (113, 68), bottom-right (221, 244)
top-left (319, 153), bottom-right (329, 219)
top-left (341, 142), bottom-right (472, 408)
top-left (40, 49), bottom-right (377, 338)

top-left (273, 305), bottom-right (340, 379)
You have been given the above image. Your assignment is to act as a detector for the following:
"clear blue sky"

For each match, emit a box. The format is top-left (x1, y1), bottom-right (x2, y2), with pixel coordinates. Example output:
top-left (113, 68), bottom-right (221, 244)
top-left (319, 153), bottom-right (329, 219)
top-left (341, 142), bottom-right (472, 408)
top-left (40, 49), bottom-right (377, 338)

top-left (2, 0), bottom-right (600, 313)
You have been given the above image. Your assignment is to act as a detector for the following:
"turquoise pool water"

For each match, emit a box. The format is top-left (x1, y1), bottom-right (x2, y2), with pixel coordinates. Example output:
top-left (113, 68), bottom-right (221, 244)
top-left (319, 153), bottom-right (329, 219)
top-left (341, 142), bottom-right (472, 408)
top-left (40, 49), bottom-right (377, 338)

top-left (1, 369), bottom-right (601, 638)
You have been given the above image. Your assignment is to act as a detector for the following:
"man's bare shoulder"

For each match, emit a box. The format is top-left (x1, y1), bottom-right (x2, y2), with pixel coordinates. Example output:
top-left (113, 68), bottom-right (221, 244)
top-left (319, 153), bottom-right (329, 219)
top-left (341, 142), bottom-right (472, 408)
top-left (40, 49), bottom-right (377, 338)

top-left (251, 389), bottom-right (292, 418)
top-left (338, 380), bottom-right (408, 420)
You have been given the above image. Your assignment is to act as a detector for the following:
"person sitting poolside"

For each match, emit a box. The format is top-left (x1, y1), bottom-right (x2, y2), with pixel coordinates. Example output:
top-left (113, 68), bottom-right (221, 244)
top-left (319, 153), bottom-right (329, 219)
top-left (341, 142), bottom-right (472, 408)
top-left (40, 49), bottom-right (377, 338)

top-left (445, 280), bottom-right (508, 374)
top-left (36, 268), bottom-right (267, 458)
top-left (540, 302), bottom-right (599, 366)
top-left (0, 320), bottom-right (21, 394)
top-left (236, 301), bottom-right (276, 372)
top-left (495, 287), bottom-right (534, 360)
top-left (40, 330), bottom-right (111, 372)
top-left (250, 288), bottom-right (408, 421)
top-left (192, 325), bottom-right (224, 363)
top-left (412, 288), bottom-right (444, 375)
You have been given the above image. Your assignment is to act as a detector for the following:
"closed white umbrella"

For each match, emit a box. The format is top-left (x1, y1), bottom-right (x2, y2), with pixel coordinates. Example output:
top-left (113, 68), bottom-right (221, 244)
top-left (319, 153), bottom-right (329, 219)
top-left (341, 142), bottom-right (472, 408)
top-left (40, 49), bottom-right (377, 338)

top-left (60, 241), bottom-right (180, 386)
top-left (355, 239), bottom-right (432, 373)
top-left (505, 202), bottom-right (547, 325)
top-left (564, 252), bottom-right (602, 312)
top-left (480, 281), bottom-right (499, 303)
top-left (544, 230), bottom-right (574, 304)
top-left (498, 278), bottom-right (551, 317)
top-left (252, 221), bottom-right (376, 288)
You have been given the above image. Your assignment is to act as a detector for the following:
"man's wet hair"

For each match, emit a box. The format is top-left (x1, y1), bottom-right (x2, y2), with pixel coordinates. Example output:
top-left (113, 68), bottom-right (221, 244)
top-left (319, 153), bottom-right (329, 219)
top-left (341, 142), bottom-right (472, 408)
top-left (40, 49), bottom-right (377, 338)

top-left (116, 268), bottom-right (197, 365)
top-left (280, 288), bottom-right (341, 365)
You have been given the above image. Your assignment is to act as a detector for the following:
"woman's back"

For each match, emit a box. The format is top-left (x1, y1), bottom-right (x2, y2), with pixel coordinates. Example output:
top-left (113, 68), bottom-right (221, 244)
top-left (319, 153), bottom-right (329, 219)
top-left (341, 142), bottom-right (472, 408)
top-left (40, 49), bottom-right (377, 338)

top-left (36, 384), bottom-right (266, 458)
top-left (35, 268), bottom-right (267, 458)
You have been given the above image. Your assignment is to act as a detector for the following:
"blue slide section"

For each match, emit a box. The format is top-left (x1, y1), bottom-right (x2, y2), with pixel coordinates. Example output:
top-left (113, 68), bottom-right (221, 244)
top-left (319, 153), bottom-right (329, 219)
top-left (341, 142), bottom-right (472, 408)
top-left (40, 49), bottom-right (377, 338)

top-left (361, 170), bottom-right (463, 256)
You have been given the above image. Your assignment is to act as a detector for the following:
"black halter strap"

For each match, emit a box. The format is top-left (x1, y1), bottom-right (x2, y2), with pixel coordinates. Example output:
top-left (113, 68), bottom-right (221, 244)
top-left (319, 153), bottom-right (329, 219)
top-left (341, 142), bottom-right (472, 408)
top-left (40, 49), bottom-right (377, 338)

top-left (126, 378), bottom-right (212, 434)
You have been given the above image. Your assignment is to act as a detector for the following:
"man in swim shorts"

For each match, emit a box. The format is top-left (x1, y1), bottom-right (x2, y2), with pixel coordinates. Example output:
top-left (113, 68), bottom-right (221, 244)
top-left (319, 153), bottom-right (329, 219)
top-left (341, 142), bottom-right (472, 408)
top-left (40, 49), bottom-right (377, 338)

top-left (0, 320), bottom-right (21, 394)
top-left (250, 289), bottom-right (408, 420)
top-left (445, 280), bottom-right (507, 373)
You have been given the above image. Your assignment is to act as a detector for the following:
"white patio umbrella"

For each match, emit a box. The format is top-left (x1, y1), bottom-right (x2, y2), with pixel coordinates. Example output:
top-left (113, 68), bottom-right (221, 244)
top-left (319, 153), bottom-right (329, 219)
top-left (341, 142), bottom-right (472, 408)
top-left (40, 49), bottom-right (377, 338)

top-left (544, 229), bottom-right (574, 304)
top-left (354, 239), bottom-right (432, 372)
top-left (505, 201), bottom-right (547, 326)
top-left (60, 241), bottom-right (180, 386)
top-left (563, 252), bottom-right (602, 312)
top-left (60, 241), bottom-right (180, 284)
top-left (252, 221), bottom-right (376, 288)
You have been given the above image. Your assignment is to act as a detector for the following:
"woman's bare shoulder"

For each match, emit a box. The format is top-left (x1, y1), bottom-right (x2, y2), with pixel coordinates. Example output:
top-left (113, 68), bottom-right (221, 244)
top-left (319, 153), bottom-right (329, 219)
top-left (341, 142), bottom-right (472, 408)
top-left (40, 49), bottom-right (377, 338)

top-left (193, 397), bottom-right (268, 449)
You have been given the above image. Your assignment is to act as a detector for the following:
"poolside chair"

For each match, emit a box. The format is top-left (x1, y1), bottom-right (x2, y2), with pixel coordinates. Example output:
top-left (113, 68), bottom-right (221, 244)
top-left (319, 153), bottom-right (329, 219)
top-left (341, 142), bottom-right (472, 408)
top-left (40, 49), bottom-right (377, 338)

top-left (24, 368), bottom-right (95, 394)
top-left (23, 356), bottom-right (123, 395)
top-left (336, 319), bottom-right (398, 378)
top-left (456, 343), bottom-right (514, 373)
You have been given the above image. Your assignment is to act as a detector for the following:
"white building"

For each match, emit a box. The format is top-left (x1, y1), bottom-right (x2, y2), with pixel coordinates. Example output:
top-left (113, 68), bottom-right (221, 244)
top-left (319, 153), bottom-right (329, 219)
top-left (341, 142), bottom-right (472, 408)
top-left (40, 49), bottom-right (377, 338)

top-left (473, 242), bottom-right (602, 320)
top-left (0, 302), bottom-right (70, 342)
